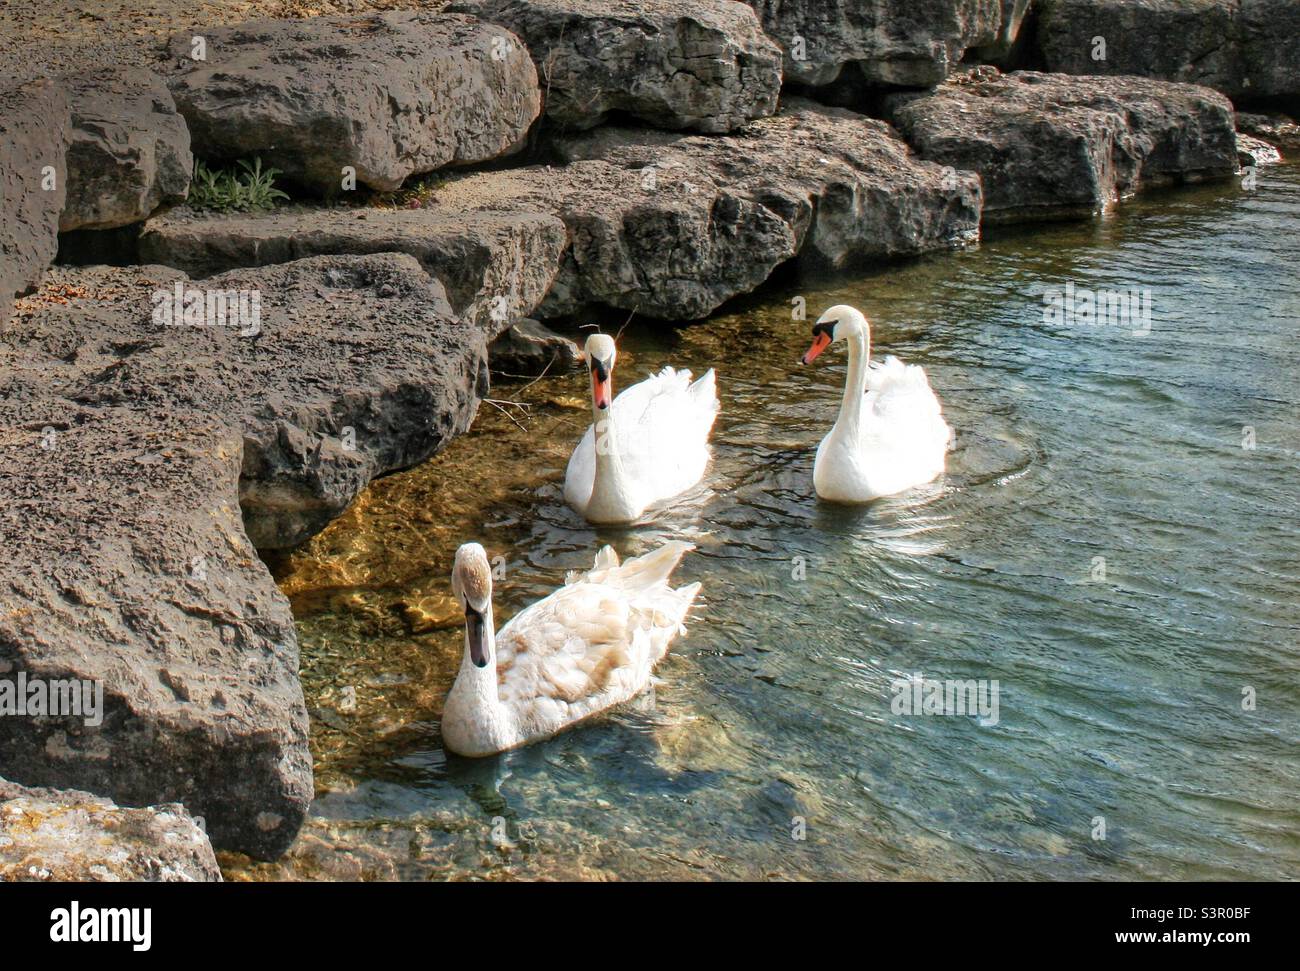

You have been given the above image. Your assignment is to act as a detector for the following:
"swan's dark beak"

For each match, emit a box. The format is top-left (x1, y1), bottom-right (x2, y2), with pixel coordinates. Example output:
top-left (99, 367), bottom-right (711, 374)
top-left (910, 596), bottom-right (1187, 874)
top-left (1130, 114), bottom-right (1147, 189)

top-left (802, 331), bottom-right (832, 365)
top-left (465, 605), bottom-right (489, 668)
top-left (591, 359), bottom-right (612, 410)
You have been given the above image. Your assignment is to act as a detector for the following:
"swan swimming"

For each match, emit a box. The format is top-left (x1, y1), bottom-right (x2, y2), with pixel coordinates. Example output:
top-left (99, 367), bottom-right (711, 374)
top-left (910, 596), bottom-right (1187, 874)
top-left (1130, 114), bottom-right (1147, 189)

top-left (800, 305), bottom-right (951, 502)
top-left (564, 333), bottom-right (719, 524)
top-left (440, 541), bottom-right (701, 757)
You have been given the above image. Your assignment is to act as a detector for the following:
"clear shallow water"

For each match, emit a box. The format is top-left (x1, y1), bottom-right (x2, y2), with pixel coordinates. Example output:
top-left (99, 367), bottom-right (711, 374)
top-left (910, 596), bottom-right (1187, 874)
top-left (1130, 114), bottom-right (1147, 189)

top-left (228, 166), bottom-right (1300, 881)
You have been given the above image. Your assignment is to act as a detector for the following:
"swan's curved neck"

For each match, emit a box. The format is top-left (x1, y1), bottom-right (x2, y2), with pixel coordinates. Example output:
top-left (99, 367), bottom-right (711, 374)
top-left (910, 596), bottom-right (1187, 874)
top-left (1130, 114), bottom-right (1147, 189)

top-left (456, 606), bottom-right (499, 710)
top-left (587, 394), bottom-right (638, 522)
top-left (836, 314), bottom-right (871, 432)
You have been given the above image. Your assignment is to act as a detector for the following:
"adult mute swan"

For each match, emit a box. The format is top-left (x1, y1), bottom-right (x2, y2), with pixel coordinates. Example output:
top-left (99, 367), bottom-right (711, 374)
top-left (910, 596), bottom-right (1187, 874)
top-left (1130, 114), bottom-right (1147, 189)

top-left (564, 333), bottom-right (719, 524)
top-left (800, 305), bottom-right (951, 502)
top-left (440, 541), bottom-right (701, 757)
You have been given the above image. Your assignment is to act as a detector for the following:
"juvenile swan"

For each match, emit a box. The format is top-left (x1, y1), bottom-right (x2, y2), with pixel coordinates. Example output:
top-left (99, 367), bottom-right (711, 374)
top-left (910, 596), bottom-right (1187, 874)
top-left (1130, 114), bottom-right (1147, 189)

top-left (800, 305), bottom-right (951, 502)
top-left (440, 541), bottom-right (701, 757)
top-left (564, 333), bottom-right (719, 524)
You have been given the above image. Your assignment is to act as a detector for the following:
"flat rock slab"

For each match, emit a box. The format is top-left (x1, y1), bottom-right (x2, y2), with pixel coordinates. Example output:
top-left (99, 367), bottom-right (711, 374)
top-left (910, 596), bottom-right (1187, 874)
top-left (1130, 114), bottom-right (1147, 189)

top-left (449, 0), bottom-right (782, 132)
top-left (746, 0), bottom-right (1005, 88)
top-left (1, 252), bottom-right (502, 857)
top-left (1036, 0), bottom-right (1300, 105)
top-left (0, 78), bottom-right (69, 302)
top-left (886, 71), bottom-right (1238, 222)
top-left (62, 67), bottom-right (193, 232)
top-left (162, 12), bottom-right (541, 194)
top-left (0, 778), bottom-right (220, 881)
top-left (137, 206), bottom-right (567, 330)
top-left (433, 98), bottom-right (980, 320)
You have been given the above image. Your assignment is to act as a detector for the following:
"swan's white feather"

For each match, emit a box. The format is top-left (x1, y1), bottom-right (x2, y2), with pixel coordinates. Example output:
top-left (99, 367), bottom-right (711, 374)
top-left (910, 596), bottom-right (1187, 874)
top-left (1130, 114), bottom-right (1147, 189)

top-left (442, 542), bottom-right (700, 755)
top-left (564, 367), bottom-right (719, 520)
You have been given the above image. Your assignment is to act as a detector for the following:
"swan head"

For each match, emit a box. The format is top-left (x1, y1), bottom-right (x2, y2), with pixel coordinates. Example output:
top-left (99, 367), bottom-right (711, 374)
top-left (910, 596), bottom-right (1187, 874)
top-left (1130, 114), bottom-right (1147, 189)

top-left (802, 305), bottom-right (868, 364)
top-left (452, 543), bottom-right (493, 669)
top-left (584, 332), bottom-right (617, 410)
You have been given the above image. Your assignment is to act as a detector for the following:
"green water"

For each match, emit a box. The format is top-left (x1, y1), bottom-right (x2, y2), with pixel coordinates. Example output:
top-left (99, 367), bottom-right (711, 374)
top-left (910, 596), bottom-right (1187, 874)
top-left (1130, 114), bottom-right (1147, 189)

top-left (229, 165), bottom-right (1299, 881)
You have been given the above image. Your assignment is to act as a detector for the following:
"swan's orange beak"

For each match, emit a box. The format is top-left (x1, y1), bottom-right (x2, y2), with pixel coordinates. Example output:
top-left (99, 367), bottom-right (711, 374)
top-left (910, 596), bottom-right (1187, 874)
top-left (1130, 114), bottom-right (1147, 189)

top-left (590, 360), bottom-right (612, 410)
top-left (802, 331), bottom-right (832, 365)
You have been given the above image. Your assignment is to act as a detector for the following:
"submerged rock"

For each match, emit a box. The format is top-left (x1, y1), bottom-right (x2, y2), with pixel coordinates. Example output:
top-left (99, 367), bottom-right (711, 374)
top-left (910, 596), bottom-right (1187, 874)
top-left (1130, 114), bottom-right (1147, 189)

top-left (0, 78), bottom-right (69, 301)
top-left (448, 0), bottom-right (782, 132)
top-left (1236, 111), bottom-right (1300, 150)
top-left (1036, 0), bottom-right (1300, 106)
top-left (1236, 132), bottom-right (1282, 167)
top-left (162, 12), bottom-right (541, 194)
top-left (886, 71), bottom-right (1238, 222)
top-left (137, 205), bottom-right (567, 330)
top-left (61, 67), bottom-right (192, 232)
top-left (0, 778), bottom-right (220, 882)
top-left (745, 0), bottom-right (1006, 89)
top-left (490, 318), bottom-right (583, 375)
top-left (433, 99), bottom-right (980, 319)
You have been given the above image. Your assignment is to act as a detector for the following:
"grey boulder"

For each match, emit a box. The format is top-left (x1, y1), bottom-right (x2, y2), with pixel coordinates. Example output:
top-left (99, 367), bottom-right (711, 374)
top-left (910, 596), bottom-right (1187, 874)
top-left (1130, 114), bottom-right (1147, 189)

top-left (1036, 0), bottom-right (1300, 106)
top-left (745, 0), bottom-right (1005, 88)
top-left (162, 12), bottom-right (541, 194)
top-left (448, 0), bottom-right (782, 132)
top-left (0, 778), bottom-right (220, 882)
top-left (1, 252), bottom-right (507, 858)
top-left (61, 67), bottom-right (193, 232)
top-left (429, 99), bottom-right (980, 320)
top-left (0, 78), bottom-right (69, 302)
top-left (887, 71), bottom-right (1239, 222)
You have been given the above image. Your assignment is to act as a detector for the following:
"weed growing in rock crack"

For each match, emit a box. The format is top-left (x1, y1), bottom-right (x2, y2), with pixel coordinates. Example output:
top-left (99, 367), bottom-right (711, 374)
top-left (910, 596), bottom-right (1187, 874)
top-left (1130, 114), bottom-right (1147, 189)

top-left (370, 174), bottom-right (447, 210)
top-left (189, 158), bottom-right (291, 213)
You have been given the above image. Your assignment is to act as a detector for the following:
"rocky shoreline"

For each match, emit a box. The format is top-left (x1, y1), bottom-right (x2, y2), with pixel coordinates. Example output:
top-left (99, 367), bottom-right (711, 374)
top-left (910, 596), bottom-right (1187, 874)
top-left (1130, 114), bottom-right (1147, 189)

top-left (1, 0), bottom-right (1294, 878)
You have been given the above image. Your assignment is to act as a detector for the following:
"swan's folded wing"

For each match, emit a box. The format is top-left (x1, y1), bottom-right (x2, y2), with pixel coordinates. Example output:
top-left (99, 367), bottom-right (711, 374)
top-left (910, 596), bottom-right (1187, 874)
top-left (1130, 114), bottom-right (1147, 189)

top-left (494, 583), bottom-right (638, 711)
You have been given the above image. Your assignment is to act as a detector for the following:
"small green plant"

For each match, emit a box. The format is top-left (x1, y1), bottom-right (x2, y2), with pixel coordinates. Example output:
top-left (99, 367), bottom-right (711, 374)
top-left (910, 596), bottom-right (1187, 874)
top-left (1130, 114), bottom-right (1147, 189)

top-left (188, 157), bottom-right (291, 213)
top-left (370, 173), bottom-right (446, 210)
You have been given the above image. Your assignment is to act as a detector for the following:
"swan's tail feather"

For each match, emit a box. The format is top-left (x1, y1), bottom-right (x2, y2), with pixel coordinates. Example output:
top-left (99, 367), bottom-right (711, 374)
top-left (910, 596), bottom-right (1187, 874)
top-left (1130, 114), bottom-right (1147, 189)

top-left (689, 368), bottom-right (720, 413)
top-left (614, 540), bottom-right (695, 592)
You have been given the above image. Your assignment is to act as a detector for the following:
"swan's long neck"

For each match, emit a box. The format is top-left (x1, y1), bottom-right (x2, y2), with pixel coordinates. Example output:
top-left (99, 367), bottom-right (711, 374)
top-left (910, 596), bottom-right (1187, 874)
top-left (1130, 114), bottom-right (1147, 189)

top-left (586, 395), bottom-right (639, 522)
top-left (835, 314), bottom-right (871, 434)
top-left (447, 605), bottom-right (505, 747)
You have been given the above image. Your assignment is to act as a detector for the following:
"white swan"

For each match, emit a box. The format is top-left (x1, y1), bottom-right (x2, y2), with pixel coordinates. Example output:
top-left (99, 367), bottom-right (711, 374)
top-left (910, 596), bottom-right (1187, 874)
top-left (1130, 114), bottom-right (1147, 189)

top-left (564, 333), bottom-right (719, 524)
top-left (800, 305), bottom-right (951, 502)
top-left (440, 541), bottom-right (701, 757)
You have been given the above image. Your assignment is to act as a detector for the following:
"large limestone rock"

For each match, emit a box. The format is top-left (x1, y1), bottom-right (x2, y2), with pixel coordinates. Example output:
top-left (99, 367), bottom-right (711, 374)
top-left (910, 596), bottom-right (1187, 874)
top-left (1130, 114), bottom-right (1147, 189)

top-left (0, 252), bottom-right (507, 858)
top-left (428, 99), bottom-right (981, 320)
top-left (0, 779), bottom-right (220, 882)
top-left (137, 206), bottom-right (567, 330)
top-left (448, 0), bottom-right (782, 132)
top-left (746, 0), bottom-right (1005, 89)
top-left (0, 79), bottom-right (69, 301)
top-left (162, 12), bottom-right (541, 194)
top-left (61, 68), bottom-right (193, 232)
top-left (0, 403), bottom-right (310, 861)
top-left (886, 71), bottom-right (1238, 222)
top-left (1036, 0), bottom-right (1300, 106)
